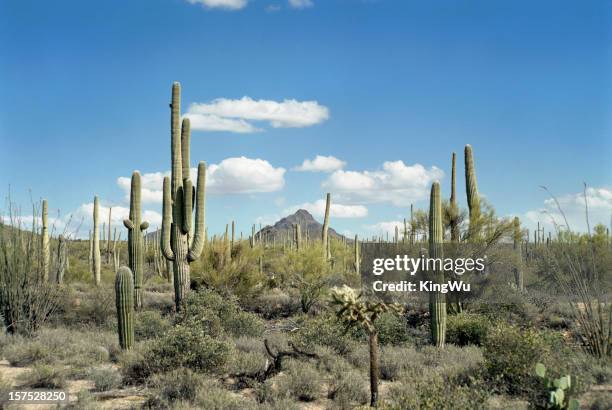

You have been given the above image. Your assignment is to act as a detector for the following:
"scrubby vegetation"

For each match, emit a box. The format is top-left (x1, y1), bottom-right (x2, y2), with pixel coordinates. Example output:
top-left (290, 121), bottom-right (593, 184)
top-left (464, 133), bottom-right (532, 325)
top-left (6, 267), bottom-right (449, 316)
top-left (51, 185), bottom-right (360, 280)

top-left (1, 83), bottom-right (610, 409)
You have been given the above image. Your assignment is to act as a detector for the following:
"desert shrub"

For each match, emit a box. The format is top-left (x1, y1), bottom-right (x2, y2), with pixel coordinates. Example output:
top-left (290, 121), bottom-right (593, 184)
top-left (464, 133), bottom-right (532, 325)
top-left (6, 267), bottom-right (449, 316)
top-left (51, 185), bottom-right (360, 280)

top-left (89, 367), bottom-right (121, 391)
top-left (379, 346), bottom-right (415, 381)
top-left (4, 340), bottom-right (52, 366)
top-left (177, 289), bottom-right (264, 338)
top-left (586, 391), bottom-right (612, 410)
top-left (64, 390), bottom-right (98, 410)
top-left (384, 372), bottom-right (489, 410)
top-left (191, 378), bottom-right (258, 410)
top-left (227, 350), bottom-right (268, 377)
top-left (65, 286), bottom-right (116, 328)
top-left (0, 374), bottom-right (12, 408)
top-left (375, 311), bottom-right (410, 345)
top-left (446, 313), bottom-right (491, 346)
top-left (134, 310), bottom-right (172, 340)
top-left (291, 313), bottom-right (358, 355)
top-left (147, 368), bottom-right (206, 404)
top-left (327, 360), bottom-right (369, 409)
top-left (142, 290), bottom-right (175, 313)
top-left (145, 325), bottom-right (233, 374)
top-left (119, 343), bottom-right (152, 385)
top-left (483, 322), bottom-right (551, 399)
top-left (18, 364), bottom-right (66, 388)
top-left (276, 359), bottom-right (321, 402)
top-left (243, 289), bottom-right (300, 319)
top-left (473, 285), bottom-right (538, 326)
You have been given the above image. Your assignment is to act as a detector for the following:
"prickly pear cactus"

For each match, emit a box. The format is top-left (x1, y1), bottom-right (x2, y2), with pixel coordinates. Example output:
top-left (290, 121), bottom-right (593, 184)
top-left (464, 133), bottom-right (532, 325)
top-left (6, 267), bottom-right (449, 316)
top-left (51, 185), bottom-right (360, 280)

top-left (115, 266), bottom-right (134, 349)
top-left (123, 172), bottom-right (149, 310)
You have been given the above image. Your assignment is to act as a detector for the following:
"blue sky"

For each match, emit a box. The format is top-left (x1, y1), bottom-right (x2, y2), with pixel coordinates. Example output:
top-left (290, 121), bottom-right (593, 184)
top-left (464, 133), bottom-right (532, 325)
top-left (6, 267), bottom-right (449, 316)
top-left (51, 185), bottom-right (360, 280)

top-left (1, 0), bottom-right (611, 238)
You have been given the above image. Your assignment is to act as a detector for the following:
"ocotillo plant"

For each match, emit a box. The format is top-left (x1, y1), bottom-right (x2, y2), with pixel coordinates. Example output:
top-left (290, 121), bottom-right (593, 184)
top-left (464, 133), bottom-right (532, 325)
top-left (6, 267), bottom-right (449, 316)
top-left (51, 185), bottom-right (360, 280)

top-left (449, 152), bottom-right (460, 242)
top-left (115, 266), bottom-right (134, 350)
top-left (331, 285), bottom-right (403, 407)
top-left (161, 82), bottom-right (206, 310)
top-left (41, 199), bottom-right (50, 282)
top-left (322, 193), bottom-right (331, 261)
top-left (93, 196), bottom-right (101, 286)
top-left (56, 234), bottom-right (66, 284)
top-left (513, 217), bottom-right (524, 291)
top-left (429, 182), bottom-right (446, 347)
top-left (464, 144), bottom-right (481, 240)
top-left (123, 172), bottom-right (149, 310)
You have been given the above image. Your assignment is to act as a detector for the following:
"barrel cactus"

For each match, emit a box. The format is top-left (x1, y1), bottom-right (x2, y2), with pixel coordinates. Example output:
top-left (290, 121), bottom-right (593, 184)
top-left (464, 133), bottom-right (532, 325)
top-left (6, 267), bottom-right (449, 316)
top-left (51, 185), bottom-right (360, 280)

top-left (161, 82), bottom-right (206, 311)
top-left (123, 172), bottom-right (149, 309)
top-left (429, 181), bottom-right (446, 347)
top-left (115, 266), bottom-right (134, 350)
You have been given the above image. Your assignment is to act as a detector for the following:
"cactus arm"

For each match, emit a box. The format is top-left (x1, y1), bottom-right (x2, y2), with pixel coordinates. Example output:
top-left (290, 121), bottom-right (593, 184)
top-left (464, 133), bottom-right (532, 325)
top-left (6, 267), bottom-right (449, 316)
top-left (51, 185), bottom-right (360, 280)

top-left (140, 221), bottom-right (149, 231)
top-left (181, 118), bottom-right (191, 183)
top-left (161, 176), bottom-right (175, 261)
top-left (123, 219), bottom-right (134, 230)
top-left (182, 178), bottom-right (193, 234)
top-left (170, 82), bottom-right (183, 195)
top-left (187, 162), bottom-right (206, 261)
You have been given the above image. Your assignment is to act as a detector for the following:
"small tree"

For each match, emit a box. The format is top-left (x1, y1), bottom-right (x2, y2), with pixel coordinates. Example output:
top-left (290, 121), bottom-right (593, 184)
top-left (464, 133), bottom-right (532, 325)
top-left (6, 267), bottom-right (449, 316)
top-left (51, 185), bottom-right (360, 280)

top-left (330, 285), bottom-right (403, 407)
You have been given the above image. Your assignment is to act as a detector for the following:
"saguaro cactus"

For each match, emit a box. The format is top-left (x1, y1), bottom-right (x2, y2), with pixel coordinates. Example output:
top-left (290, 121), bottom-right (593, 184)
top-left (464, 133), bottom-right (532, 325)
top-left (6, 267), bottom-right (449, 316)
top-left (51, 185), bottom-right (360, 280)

top-left (41, 199), bottom-right (50, 282)
top-left (107, 207), bottom-right (112, 264)
top-left (464, 145), bottom-right (481, 240)
top-left (123, 172), bottom-right (149, 310)
top-left (93, 196), bottom-right (101, 286)
top-left (322, 193), bottom-right (331, 260)
top-left (449, 152), bottom-right (460, 242)
top-left (354, 234), bottom-right (360, 273)
top-left (115, 266), bottom-right (134, 350)
top-left (56, 234), bottom-right (66, 284)
top-left (429, 182), bottom-right (446, 347)
top-left (513, 217), bottom-right (524, 291)
top-left (294, 224), bottom-right (301, 250)
top-left (161, 82), bottom-right (206, 311)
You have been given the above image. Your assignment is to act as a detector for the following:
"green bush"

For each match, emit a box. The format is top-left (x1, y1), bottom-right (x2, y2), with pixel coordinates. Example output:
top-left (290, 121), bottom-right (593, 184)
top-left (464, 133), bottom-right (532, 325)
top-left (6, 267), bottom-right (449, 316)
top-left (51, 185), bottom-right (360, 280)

top-left (4, 340), bottom-right (52, 366)
top-left (483, 323), bottom-right (551, 398)
top-left (243, 289), bottom-right (301, 319)
top-left (276, 359), bottom-right (321, 402)
top-left (134, 310), bottom-right (172, 340)
top-left (446, 313), bottom-right (491, 346)
top-left (327, 360), bottom-right (369, 409)
top-left (18, 364), bottom-right (67, 389)
top-left (147, 368), bottom-right (205, 404)
top-left (375, 312), bottom-right (410, 346)
top-left (146, 325), bottom-right (233, 374)
top-left (291, 313), bottom-right (358, 355)
top-left (89, 367), bottom-right (121, 392)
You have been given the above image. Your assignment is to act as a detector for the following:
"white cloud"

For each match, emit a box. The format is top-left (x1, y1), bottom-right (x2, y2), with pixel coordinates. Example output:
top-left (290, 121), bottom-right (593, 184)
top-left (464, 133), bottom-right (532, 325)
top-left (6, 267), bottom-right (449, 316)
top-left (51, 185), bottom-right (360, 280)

top-left (289, 0), bottom-right (313, 8)
top-left (365, 220), bottom-right (405, 236)
top-left (117, 157), bottom-right (286, 203)
top-left (322, 161), bottom-right (444, 207)
top-left (185, 97), bottom-right (329, 133)
top-left (208, 157), bottom-right (286, 194)
top-left (74, 203), bottom-right (162, 231)
top-left (524, 186), bottom-right (612, 233)
top-left (186, 0), bottom-right (248, 10)
top-left (293, 155), bottom-right (346, 172)
top-left (285, 199), bottom-right (368, 218)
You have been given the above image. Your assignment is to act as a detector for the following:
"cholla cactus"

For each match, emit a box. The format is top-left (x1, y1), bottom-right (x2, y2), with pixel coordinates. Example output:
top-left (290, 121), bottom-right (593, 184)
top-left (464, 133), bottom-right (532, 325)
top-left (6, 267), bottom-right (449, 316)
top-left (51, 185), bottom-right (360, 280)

top-left (330, 285), bottom-right (403, 407)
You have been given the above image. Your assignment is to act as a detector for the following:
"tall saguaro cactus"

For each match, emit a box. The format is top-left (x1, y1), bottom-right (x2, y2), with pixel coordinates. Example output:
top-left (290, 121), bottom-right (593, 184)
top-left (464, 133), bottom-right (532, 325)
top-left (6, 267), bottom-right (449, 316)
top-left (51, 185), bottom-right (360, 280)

top-left (93, 196), bottom-right (101, 286)
top-left (429, 182), bottom-right (446, 347)
top-left (322, 193), bottom-right (331, 260)
top-left (513, 217), bottom-right (524, 291)
top-left (115, 266), bottom-right (134, 350)
top-left (123, 172), bottom-right (149, 310)
top-left (449, 152), bottom-right (460, 242)
top-left (161, 82), bottom-right (206, 311)
top-left (354, 234), bottom-right (360, 273)
top-left (41, 199), bottom-right (50, 282)
top-left (57, 235), bottom-right (66, 284)
top-left (294, 224), bottom-right (302, 250)
top-left (464, 145), bottom-right (481, 240)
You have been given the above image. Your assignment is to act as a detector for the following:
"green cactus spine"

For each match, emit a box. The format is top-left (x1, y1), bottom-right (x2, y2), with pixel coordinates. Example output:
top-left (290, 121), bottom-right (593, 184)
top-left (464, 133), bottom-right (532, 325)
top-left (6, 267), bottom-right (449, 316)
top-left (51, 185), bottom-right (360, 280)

top-left (513, 217), bottom-right (524, 291)
top-left (56, 234), bottom-right (66, 284)
top-left (464, 145), bottom-right (481, 241)
top-left (41, 199), bottom-right (50, 282)
top-left (123, 172), bottom-right (149, 310)
top-left (429, 182), bottom-right (446, 347)
top-left (93, 196), bottom-right (101, 286)
top-left (322, 193), bottom-right (331, 261)
top-left (161, 82), bottom-right (206, 311)
top-left (449, 152), bottom-right (460, 242)
top-left (115, 266), bottom-right (134, 350)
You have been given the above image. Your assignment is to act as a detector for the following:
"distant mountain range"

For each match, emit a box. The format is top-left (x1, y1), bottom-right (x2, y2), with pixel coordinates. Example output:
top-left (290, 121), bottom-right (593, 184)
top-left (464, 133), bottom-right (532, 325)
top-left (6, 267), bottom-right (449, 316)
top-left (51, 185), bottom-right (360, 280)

top-left (145, 209), bottom-right (344, 243)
